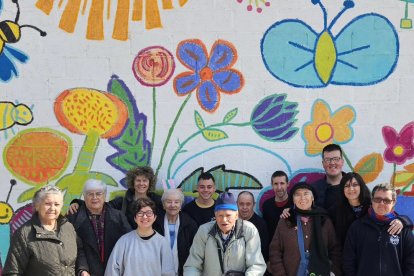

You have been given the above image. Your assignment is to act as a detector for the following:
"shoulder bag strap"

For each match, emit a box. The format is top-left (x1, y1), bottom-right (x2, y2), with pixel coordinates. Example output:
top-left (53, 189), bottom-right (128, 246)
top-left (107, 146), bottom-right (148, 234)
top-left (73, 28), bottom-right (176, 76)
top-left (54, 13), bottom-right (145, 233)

top-left (216, 238), bottom-right (224, 274)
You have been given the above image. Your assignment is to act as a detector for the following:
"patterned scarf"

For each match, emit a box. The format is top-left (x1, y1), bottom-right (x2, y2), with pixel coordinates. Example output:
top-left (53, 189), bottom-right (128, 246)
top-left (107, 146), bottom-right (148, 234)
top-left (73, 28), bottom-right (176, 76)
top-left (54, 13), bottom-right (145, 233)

top-left (88, 207), bottom-right (106, 263)
top-left (218, 225), bottom-right (235, 251)
top-left (368, 207), bottom-right (397, 224)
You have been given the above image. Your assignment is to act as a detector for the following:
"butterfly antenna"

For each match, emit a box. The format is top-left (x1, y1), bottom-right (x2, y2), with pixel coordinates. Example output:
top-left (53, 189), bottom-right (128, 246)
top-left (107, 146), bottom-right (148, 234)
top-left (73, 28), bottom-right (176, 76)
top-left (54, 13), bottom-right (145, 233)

top-left (20, 25), bottom-right (47, 36)
top-left (6, 179), bottom-right (17, 203)
top-left (328, 0), bottom-right (355, 31)
top-left (313, 0), bottom-right (328, 30)
top-left (12, 0), bottom-right (20, 23)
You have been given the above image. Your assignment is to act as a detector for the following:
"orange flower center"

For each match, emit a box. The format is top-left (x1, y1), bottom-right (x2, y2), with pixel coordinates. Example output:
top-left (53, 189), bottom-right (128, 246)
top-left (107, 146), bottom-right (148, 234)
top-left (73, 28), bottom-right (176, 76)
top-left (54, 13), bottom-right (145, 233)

top-left (199, 67), bottom-right (213, 81)
top-left (393, 145), bottom-right (404, 156)
top-left (316, 123), bottom-right (333, 143)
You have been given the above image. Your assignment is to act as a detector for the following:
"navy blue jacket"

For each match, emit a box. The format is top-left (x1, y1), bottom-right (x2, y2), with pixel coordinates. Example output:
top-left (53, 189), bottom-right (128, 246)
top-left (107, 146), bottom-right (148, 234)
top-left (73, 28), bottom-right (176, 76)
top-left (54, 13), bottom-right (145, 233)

top-left (343, 215), bottom-right (414, 276)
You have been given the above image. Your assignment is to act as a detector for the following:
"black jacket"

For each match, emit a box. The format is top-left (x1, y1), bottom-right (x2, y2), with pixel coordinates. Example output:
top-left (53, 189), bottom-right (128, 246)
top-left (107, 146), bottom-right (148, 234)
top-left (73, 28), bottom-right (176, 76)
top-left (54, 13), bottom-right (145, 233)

top-left (67, 203), bottom-right (131, 276)
top-left (343, 215), bottom-right (414, 276)
top-left (109, 189), bottom-right (162, 228)
top-left (154, 211), bottom-right (198, 276)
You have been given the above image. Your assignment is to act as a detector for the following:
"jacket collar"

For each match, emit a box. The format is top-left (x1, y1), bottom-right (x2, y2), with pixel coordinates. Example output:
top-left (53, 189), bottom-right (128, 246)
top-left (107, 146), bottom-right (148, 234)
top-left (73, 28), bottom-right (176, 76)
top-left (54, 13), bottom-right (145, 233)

top-left (32, 213), bottom-right (66, 241)
top-left (208, 219), bottom-right (245, 240)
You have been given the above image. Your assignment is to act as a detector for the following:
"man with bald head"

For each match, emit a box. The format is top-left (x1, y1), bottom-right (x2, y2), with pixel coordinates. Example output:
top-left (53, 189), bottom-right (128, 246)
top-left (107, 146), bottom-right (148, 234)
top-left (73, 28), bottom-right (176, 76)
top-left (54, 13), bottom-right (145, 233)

top-left (237, 191), bottom-right (269, 262)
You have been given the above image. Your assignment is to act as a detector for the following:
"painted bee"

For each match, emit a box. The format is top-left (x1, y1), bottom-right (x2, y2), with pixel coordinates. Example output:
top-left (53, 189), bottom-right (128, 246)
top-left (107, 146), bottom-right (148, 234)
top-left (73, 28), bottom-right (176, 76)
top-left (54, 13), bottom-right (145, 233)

top-left (0, 0), bottom-right (47, 82)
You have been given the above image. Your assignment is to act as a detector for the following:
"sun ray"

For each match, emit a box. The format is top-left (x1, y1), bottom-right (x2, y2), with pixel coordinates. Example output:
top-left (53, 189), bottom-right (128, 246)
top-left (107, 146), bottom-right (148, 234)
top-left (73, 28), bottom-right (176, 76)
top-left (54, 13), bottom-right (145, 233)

top-left (146, 0), bottom-right (162, 29)
top-left (112, 0), bottom-right (129, 41)
top-left (86, 0), bottom-right (104, 40)
top-left (35, 0), bottom-right (55, 15)
top-left (59, 0), bottom-right (82, 33)
top-left (132, 0), bottom-right (143, 21)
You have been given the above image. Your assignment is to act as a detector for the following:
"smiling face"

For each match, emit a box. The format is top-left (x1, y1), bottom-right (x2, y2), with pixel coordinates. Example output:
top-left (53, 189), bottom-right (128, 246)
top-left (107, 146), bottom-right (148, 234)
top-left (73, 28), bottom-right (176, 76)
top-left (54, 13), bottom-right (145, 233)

top-left (134, 175), bottom-right (150, 195)
top-left (0, 202), bottom-right (14, 224)
top-left (163, 194), bottom-right (182, 217)
top-left (272, 176), bottom-right (289, 201)
top-left (85, 189), bottom-right (105, 214)
top-left (237, 193), bottom-right (255, 220)
top-left (372, 190), bottom-right (396, 216)
top-left (322, 150), bottom-right (344, 179)
top-left (293, 188), bottom-right (314, 211)
top-left (215, 209), bottom-right (238, 234)
top-left (35, 193), bottom-right (63, 223)
top-left (134, 206), bottom-right (156, 230)
top-left (344, 177), bottom-right (361, 204)
top-left (196, 179), bottom-right (216, 201)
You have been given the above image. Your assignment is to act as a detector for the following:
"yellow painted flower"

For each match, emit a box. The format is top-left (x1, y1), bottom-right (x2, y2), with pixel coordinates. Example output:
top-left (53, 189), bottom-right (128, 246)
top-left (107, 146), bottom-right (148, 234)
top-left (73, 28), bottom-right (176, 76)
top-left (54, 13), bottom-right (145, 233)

top-left (302, 99), bottom-right (356, 156)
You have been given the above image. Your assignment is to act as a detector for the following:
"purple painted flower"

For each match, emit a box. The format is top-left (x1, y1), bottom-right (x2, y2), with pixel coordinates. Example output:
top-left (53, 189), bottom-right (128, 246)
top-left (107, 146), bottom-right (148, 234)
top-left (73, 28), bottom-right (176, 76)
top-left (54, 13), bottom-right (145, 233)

top-left (382, 122), bottom-right (414, 165)
top-left (173, 39), bottom-right (244, 113)
top-left (251, 94), bottom-right (299, 142)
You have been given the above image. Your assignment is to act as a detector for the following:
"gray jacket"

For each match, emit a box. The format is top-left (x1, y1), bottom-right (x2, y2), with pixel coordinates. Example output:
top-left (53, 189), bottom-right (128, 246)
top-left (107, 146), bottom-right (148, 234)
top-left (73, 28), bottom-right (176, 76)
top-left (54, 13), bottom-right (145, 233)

top-left (3, 214), bottom-right (78, 276)
top-left (184, 219), bottom-right (266, 276)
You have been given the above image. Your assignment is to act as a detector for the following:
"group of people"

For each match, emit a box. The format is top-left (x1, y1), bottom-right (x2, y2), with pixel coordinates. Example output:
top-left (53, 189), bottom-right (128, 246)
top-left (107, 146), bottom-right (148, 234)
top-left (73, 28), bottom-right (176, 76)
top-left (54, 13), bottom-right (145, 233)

top-left (2, 144), bottom-right (414, 275)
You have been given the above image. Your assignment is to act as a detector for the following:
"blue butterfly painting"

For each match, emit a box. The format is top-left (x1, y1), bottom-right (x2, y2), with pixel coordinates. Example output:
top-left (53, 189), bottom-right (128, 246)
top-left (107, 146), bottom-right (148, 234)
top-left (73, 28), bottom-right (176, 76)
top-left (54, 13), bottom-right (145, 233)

top-left (261, 0), bottom-right (399, 88)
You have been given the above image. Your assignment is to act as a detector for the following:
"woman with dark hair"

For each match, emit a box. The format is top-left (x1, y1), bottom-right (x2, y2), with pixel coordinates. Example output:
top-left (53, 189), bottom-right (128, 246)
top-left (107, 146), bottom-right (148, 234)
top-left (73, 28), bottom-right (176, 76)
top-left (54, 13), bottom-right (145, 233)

top-left (109, 166), bottom-right (162, 228)
top-left (269, 182), bottom-right (341, 276)
top-left (104, 198), bottom-right (174, 276)
top-left (334, 172), bottom-right (371, 246)
top-left (335, 172), bottom-right (408, 247)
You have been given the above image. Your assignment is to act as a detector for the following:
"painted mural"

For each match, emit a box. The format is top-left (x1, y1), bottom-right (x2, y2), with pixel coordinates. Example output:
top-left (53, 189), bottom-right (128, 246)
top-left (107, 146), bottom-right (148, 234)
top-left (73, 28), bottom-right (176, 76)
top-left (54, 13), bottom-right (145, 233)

top-left (0, 0), bottom-right (46, 82)
top-left (0, 0), bottom-right (413, 266)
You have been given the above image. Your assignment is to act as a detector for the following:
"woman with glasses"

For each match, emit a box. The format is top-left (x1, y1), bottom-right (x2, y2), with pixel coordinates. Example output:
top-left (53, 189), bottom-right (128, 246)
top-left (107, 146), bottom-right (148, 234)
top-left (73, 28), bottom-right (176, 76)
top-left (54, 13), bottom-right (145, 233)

top-left (105, 198), bottom-right (175, 276)
top-left (343, 183), bottom-right (414, 275)
top-left (153, 189), bottom-right (197, 276)
top-left (269, 182), bottom-right (341, 276)
top-left (67, 179), bottom-right (131, 276)
top-left (3, 185), bottom-right (79, 275)
top-left (335, 172), bottom-right (407, 247)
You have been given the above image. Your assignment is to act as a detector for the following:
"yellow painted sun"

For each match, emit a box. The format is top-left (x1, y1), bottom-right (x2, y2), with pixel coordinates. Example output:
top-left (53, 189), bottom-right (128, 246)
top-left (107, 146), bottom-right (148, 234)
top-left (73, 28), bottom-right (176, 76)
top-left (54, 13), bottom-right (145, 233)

top-left (35, 0), bottom-right (189, 41)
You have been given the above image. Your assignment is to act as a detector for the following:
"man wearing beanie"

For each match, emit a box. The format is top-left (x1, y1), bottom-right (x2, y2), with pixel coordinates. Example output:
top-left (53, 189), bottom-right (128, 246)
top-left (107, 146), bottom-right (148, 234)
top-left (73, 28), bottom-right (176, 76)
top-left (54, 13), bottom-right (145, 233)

top-left (184, 192), bottom-right (266, 275)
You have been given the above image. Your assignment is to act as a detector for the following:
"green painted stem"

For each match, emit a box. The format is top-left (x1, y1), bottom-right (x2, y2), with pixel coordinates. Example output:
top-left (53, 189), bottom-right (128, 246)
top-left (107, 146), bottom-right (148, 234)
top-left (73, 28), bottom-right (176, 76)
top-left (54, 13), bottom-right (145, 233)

top-left (342, 150), bottom-right (354, 172)
top-left (73, 129), bottom-right (100, 172)
top-left (405, 0), bottom-right (409, 19)
top-left (155, 94), bottom-right (192, 178)
top-left (166, 121), bottom-right (252, 178)
top-left (392, 163), bottom-right (397, 187)
top-left (150, 87), bottom-right (157, 164)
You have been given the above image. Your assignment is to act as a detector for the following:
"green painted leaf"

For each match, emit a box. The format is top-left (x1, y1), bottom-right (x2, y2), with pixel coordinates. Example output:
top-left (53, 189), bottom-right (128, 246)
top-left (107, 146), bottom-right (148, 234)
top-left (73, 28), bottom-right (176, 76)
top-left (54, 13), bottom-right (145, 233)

top-left (202, 128), bottom-right (228, 141)
top-left (223, 108), bottom-right (238, 123)
top-left (178, 165), bottom-right (263, 193)
top-left (194, 111), bottom-right (205, 130)
top-left (109, 190), bottom-right (127, 200)
top-left (18, 187), bottom-right (41, 203)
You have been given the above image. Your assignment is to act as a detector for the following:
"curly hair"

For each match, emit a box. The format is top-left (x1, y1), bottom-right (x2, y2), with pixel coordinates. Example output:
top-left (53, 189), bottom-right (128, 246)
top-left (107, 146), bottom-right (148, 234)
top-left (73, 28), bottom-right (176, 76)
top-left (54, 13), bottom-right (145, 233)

top-left (125, 166), bottom-right (156, 194)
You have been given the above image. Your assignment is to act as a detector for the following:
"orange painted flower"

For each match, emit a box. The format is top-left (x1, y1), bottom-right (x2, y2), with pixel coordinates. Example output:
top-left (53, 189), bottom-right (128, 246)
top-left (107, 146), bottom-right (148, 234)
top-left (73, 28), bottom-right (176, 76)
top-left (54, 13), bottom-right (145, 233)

top-left (54, 88), bottom-right (128, 138)
top-left (302, 99), bottom-right (356, 156)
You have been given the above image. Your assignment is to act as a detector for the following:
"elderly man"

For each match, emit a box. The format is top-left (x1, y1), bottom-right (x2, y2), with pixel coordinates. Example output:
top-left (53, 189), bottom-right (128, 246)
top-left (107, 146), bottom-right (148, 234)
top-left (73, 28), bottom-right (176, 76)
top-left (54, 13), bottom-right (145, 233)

top-left (67, 179), bottom-right (131, 276)
top-left (184, 192), bottom-right (266, 275)
top-left (343, 183), bottom-right (414, 275)
top-left (237, 191), bottom-right (269, 262)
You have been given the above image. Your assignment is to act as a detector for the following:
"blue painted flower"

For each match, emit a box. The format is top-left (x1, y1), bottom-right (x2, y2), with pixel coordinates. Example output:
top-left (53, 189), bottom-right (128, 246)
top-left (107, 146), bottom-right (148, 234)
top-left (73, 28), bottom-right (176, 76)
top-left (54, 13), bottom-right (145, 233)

top-left (173, 39), bottom-right (244, 113)
top-left (251, 94), bottom-right (299, 142)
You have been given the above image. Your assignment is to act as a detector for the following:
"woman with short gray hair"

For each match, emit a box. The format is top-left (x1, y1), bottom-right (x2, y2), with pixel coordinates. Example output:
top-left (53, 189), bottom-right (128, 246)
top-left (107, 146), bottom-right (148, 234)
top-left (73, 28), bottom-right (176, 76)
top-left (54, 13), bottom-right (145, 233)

top-left (3, 185), bottom-right (79, 275)
top-left (154, 189), bottom-right (198, 275)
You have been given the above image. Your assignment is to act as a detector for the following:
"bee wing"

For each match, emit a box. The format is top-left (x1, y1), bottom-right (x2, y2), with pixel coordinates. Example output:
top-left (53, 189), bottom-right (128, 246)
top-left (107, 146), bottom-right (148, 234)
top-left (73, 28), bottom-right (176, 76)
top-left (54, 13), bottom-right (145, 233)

top-left (0, 46), bottom-right (28, 82)
top-left (331, 13), bottom-right (399, 86)
top-left (261, 19), bottom-right (324, 88)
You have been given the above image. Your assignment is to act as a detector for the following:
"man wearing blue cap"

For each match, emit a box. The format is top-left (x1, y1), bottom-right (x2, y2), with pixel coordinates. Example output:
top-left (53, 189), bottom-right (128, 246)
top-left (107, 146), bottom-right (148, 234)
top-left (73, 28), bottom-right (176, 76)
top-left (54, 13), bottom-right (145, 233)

top-left (184, 192), bottom-right (266, 275)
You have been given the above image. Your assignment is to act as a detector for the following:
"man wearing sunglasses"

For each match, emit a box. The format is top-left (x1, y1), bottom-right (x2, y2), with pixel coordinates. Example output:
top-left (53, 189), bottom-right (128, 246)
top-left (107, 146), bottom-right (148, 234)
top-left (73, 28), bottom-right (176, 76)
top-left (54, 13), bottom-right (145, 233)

top-left (343, 183), bottom-right (414, 275)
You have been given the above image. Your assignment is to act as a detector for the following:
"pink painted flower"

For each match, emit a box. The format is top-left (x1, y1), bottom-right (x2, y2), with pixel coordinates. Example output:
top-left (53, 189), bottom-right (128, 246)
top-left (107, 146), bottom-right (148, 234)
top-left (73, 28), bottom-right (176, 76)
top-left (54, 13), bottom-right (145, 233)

top-left (382, 122), bottom-right (414, 165)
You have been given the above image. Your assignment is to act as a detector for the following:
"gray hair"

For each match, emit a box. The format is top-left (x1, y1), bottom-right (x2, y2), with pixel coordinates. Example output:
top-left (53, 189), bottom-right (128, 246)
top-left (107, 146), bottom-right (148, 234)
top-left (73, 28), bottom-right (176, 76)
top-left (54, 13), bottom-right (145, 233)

top-left (161, 189), bottom-right (185, 206)
top-left (33, 185), bottom-right (63, 209)
top-left (372, 183), bottom-right (397, 201)
top-left (83, 179), bottom-right (107, 196)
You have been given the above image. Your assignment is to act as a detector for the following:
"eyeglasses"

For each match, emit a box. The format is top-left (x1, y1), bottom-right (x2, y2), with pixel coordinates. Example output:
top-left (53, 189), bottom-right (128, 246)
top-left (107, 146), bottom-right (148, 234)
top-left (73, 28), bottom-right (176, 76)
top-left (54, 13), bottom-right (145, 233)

top-left (86, 191), bottom-right (105, 198)
top-left (372, 197), bottom-right (394, 205)
top-left (136, 210), bottom-right (154, 217)
top-left (323, 157), bottom-right (342, 163)
top-left (344, 183), bottom-right (359, 189)
top-left (40, 185), bottom-right (61, 192)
